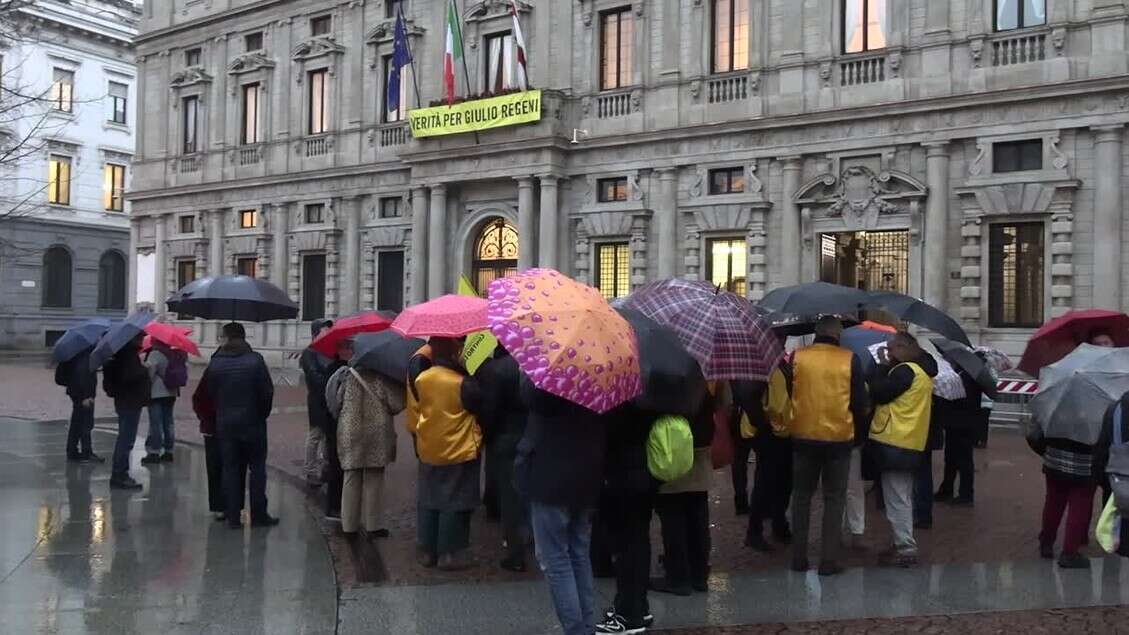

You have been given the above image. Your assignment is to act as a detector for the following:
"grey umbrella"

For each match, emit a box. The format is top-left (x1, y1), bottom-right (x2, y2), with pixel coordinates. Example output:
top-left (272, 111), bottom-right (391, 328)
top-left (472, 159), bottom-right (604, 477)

top-left (864, 291), bottom-right (970, 346)
top-left (1030, 344), bottom-right (1129, 445)
top-left (932, 338), bottom-right (999, 399)
top-left (166, 275), bottom-right (298, 322)
top-left (52, 318), bottom-right (112, 364)
top-left (350, 330), bottom-right (425, 384)
top-left (89, 312), bottom-right (154, 371)
top-left (758, 282), bottom-right (869, 317)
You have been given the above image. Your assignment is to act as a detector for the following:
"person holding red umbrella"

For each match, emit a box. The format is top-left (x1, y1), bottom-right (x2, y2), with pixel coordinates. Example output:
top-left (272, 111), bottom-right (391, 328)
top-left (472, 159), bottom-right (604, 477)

top-left (1019, 310), bottom-right (1129, 376)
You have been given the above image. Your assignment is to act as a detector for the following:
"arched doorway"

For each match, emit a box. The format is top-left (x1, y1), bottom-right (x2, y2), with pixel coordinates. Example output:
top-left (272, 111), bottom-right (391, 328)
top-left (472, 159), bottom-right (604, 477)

top-left (471, 217), bottom-right (518, 295)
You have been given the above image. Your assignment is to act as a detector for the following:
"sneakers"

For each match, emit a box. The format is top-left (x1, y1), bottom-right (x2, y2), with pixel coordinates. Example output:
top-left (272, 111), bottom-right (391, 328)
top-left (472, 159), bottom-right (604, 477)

top-left (109, 476), bottom-right (143, 490)
top-left (140, 454), bottom-right (162, 465)
top-left (1057, 552), bottom-right (1090, 569)
top-left (596, 614), bottom-right (647, 634)
top-left (603, 609), bottom-right (654, 629)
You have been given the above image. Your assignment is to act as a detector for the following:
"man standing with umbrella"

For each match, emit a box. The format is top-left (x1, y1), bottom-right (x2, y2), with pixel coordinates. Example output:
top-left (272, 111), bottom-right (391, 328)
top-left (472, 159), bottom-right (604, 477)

top-left (59, 345), bottom-right (102, 463)
top-left (300, 319), bottom-right (335, 489)
top-left (102, 333), bottom-right (151, 490)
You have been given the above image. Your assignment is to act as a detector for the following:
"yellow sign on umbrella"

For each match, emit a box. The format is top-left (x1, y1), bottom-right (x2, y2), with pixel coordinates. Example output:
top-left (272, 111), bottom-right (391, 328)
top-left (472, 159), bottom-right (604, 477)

top-left (458, 275), bottom-right (498, 374)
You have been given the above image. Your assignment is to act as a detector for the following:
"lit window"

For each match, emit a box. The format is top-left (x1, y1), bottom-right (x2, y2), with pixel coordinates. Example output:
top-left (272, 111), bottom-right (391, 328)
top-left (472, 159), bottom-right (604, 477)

top-left (995, 0), bottom-right (1046, 32)
top-left (843, 0), bottom-right (887, 54)
top-left (310, 15), bottom-right (331, 36)
top-left (244, 32), bottom-right (263, 52)
top-left (709, 167), bottom-right (745, 195)
top-left (241, 83), bottom-right (261, 145)
top-left (108, 82), bottom-right (128, 125)
top-left (485, 31), bottom-right (516, 93)
top-left (48, 155), bottom-right (71, 205)
top-left (308, 69), bottom-right (328, 134)
top-left (51, 68), bottom-right (74, 112)
top-left (239, 210), bottom-right (259, 228)
top-left (993, 139), bottom-right (1043, 173)
top-left (179, 216), bottom-right (195, 233)
top-left (379, 197), bottom-right (403, 218)
top-left (182, 95), bottom-right (200, 153)
top-left (712, 0), bottom-right (749, 73)
top-left (708, 238), bottom-right (747, 296)
top-left (600, 8), bottom-right (634, 90)
top-left (237, 256), bottom-right (258, 278)
top-left (597, 177), bottom-right (628, 203)
top-left (989, 223), bottom-right (1044, 327)
top-left (596, 242), bottom-right (630, 300)
top-left (104, 163), bottom-right (126, 211)
top-left (185, 48), bottom-right (202, 67)
top-left (305, 203), bottom-right (325, 224)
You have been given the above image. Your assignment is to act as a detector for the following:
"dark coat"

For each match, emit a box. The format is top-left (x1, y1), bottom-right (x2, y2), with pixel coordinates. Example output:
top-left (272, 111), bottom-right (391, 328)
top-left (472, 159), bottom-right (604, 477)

top-left (205, 340), bottom-right (274, 434)
top-left (474, 351), bottom-right (527, 448)
top-left (102, 343), bottom-right (150, 411)
top-left (933, 372), bottom-right (984, 436)
top-left (867, 351), bottom-right (939, 471)
top-left (515, 377), bottom-right (607, 510)
top-left (603, 403), bottom-right (658, 497)
top-left (64, 347), bottom-right (98, 401)
top-left (299, 348), bottom-right (335, 430)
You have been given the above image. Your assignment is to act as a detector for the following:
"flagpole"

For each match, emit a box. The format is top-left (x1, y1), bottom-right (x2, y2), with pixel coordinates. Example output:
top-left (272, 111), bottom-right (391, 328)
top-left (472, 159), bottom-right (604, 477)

top-left (453, 0), bottom-right (480, 145)
top-left (398, 4), bottom-right (423, 109)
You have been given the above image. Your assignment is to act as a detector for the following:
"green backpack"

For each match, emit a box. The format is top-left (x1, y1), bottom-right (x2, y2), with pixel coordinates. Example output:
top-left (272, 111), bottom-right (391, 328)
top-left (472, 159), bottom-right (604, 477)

top-left (647, 415), bottom-right (694, 482)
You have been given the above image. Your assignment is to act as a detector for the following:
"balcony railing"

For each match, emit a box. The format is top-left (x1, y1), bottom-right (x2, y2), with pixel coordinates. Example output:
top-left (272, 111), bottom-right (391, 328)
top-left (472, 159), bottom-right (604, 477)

top-left (840, 55), bottom-right (886, 86)
top-left (178, 155), bottom-right (200, 174)
top-left (305, 135), bottom-right (330, 157)
top-left (992, 32), bottom-right (1046, 66)
top-left (707, 74), bottom-right (749, 104)
top-left (238, 146), bottom-right (262, 166)
top-left (379, 124), bottom-right (409, 147)
top-left (596, 90), bottom-right (632, 119)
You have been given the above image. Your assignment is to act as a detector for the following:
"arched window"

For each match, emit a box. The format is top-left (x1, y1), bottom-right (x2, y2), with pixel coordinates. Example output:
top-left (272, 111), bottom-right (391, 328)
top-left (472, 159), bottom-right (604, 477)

top-left (471, 218), bottom-right (519, 295)
top-left (42, 246), bottom-right (72, 308)
top-left (98, 250), bottom-right (127, 310)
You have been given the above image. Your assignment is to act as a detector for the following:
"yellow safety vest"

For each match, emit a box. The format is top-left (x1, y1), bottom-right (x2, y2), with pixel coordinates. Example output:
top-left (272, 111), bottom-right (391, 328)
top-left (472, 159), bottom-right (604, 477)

top-left (757, 366), bottom-right (792, 438)
top-left (414, 365), bottom-right (482, 466)
top-left (870, 362), bottom-right (934, 452)
top-left (789, 344), bottom-right (855, 443)
top-left (404, 344), bottom-right (433, 435)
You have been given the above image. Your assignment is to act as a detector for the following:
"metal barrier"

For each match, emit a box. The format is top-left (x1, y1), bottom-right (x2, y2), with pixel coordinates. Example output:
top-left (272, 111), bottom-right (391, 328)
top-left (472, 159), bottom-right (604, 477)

top-left (989, 378), bottom-right (1039, 428)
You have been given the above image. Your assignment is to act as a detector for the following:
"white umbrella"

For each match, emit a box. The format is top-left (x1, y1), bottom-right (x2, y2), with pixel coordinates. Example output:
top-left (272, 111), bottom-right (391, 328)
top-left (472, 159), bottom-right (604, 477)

top-left (1030, 344), bottom-right (1129, 445)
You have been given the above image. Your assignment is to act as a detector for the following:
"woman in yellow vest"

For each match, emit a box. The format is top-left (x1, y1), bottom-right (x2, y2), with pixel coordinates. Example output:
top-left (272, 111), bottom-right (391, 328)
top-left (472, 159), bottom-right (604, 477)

top-left (407, 337), bottom-right (484, 571)
top-left (868, 332), bottom-right (937, 568)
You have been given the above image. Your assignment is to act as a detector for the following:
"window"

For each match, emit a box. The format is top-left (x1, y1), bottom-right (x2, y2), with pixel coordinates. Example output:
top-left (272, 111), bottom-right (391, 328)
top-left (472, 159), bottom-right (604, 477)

top-left (386, 0), bottom-right (405, 18)
top-left (97, 251), bottom-right (126, 310)
top-left (596, 242), bottom-right (630, 300)
top-left (239, 210), bottom-right (259, 228)
top-left (241, 83), bottom-right (261, 145)
top-left (472, 219), bottom-right (518, 295)
top-left (302, 254), bottom-right (327, 321)
top-left (236, 256), bottom-right (258, 278)
top-left (305, 203), bottom-right (325, 224)
top-left (995, 0), bottom-right (1046, 32)
top-left (989, 223), bottom-right (1044, 327)
top-left (51, 68), bottom-right (74, 112)
top-left (597, 177), bottom-right (628, 203)
top-left (377, 250), bottom-right (405, 312)
top-left (708, 238), bottom-right (748, 296)
top-left (179, 215), bottom-right (195, 233)
top-left (185, 48), bottom-right (202, 67)
top-left (103, 163), bottom-right (126, 211)
top-left (108, 82), bottom-right (128, 125)
top-left (182, 95), bottom-right (200, 153)
top-left (709, 167), bottom-right (745, 195)
top-left (42, 246), bottom-right (72, 308)
top-left (48, 155), bottom-right (71, 205)
top-left (712, 0), bottom-right (749, 73)
top-left (244, 32), bottom-right (263, 52)
top-left (379, 197), bottom-right (403, 218)
top-left (993, 139), bottom-right (1043, 173)
top-left (176, 259), bottom-right (196, 318)
top-left (383, 55), bottom-right (410, 123)
top-left (308, 69), bottom-right (328, 134)
top-left (600, 8), bottom-right (634, 90)
top-left (485, 31), bottom-right (515, 93)
top-left (310, 15), bottom-right (331, 36)
top-left (843, 0), bottom-right (887, 54)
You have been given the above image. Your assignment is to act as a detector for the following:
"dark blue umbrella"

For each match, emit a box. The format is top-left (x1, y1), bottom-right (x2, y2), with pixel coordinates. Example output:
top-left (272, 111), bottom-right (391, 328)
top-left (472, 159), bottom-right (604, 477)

top-left (758, 282), bottom-right (869, 317)
top-left (166, 275), bottom-right (298, 322)
top-left (840, 325), bottom-right (890, 375)
top-left (350, 330), bottom-right (425, 384)
top-left (89, 312), bottom-right (154, 371)
top-left (52, 318), bottom-right (112, 364)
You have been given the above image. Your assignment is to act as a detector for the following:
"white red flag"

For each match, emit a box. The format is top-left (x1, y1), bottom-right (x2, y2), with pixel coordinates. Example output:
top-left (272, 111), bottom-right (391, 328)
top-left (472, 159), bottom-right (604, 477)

top-left (509, 0), bottom-right (529, 91)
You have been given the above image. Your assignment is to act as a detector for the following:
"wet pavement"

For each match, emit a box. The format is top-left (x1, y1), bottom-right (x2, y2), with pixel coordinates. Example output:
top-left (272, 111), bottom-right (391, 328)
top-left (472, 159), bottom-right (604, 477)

top-left (0, 418), bottom-right (336, 634)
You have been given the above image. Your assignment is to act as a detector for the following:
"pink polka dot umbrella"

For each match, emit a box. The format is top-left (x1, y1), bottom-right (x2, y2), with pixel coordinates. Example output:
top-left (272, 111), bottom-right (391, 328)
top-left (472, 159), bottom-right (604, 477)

top-left (487, 269), bottom-right (642, 414)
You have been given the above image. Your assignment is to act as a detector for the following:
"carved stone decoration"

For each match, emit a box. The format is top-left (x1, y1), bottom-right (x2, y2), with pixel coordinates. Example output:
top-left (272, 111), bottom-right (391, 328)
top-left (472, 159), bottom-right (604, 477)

top-left (633, 1), bottom-right (644, 16)
top-left (969, 38), bottom-right (984, 68)
top-left (689, 80), bottom-right (701, 102)
top-left (684, 224), bottom-right (702, 280)
top-left (582, 11), bottom-right (592, 27)
top-left (630, 89), bottom-right (642, 112)
top-left (825, 166), bottom-right (899, 224)
top-left (629, 214), bottom-right (649, 289)
top-left (795, 166), bottom-right (927, 232)
top-left (968, 142), bottom-right (987, 176)
top-left (818, 62), bottom-right (832, 87)
top-left (169, 66), bottom-right (214, 88)
top-left (468, 0), bottom-right (531, 19)
top-left (227, 52), bottom-right (276, 76)
top-left (628, 174), bottom-right (644, 202)
top-left (1052, 27), bottom-right (1066, 56)
top-left (749, 72), bottom-right (760, 95)
top-left (888, 52), bottom-right (902, 78)
top-left (689, 171), bottom-right (704, 198)
top-left (746, 162), bottom-right (763, 194)
top-left (291, 36), bottom-right (346, 62)
top-left (1049, 135), bottom-right (1069, 170)
top-left (581, 96), bottom-right (591, 116)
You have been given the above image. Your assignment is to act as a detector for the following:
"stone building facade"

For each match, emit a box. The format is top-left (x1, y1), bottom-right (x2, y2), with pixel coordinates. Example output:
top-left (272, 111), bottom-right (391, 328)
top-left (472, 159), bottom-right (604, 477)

top-left (0, 0), bottom-right (140, 349)
top-left (130, 0), bottom-right (1129, 360)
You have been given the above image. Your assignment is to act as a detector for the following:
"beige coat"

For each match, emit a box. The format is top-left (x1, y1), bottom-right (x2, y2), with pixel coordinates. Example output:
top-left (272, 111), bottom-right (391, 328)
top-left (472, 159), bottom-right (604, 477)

top-left (337, 369), bottom-right (406, 472)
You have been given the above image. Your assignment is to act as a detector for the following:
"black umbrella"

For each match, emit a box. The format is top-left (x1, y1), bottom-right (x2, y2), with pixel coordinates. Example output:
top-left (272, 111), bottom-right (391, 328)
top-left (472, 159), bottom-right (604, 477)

top-left (349, 330), bottom-right (425, 384)
top-left (932, 338), bottom-right (998, 399)
top-left (52, 318), bottom-right (112, 364)
top-left (766, 313), bottom-right (862, 337)
top-left (617, 308), bottom-right (707, 417)
top-left (166, 275), bottom-right (298, 322)
top-left (758, 282), bottom-right (869, 317)
top-left (89, 311), bottom-right (154, 371)
top-left (865, 291), bottom-right (970, 346)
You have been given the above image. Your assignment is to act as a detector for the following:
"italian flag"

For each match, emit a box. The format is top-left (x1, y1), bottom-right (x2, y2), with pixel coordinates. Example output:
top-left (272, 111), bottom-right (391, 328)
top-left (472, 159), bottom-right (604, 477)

top-left (444, 0), bottom-right (464, 105)
top-left (510, 0), bottom-right (529, 91)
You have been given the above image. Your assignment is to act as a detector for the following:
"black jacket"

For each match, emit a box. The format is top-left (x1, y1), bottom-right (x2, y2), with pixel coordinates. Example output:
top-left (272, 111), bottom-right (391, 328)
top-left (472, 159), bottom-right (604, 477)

top-left (515, 377), bottom-right (607, 510)
top-left (475, 351), bottom-right (527, 447)
top-left (299, 348), bottom-right (335, 430)
top-left (102, 343), bottom-right (150, 411)
top-left (933, 371), bottom-right (984, 436)
top-left (205, 340), bottom-right (274, 433)
top-left (603, 403), bottom-right (658, 497)
top-left (64, 347), bottom-right (98, 401)
top-left (867, 351), bottom-right (939, 471)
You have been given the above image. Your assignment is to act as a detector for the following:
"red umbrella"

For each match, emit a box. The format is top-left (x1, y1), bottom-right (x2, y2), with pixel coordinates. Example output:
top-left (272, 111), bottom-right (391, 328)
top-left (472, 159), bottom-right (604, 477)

top-left (310, 311), bottom-right (394, 356)
top-left (1018, 309), bottom-right (1129, 376)
top-left (143, 322), bottom-right (200, 357)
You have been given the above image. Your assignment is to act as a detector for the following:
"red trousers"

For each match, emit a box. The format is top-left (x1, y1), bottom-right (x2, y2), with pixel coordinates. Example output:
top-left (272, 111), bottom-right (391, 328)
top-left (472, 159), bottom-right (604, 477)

top-left (1039, 474), bottom-right (1096, 555)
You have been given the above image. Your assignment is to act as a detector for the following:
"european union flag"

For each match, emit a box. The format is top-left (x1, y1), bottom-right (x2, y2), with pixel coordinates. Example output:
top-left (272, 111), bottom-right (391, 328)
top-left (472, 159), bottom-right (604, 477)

top-left (387, 8), bottom-right (413, 113)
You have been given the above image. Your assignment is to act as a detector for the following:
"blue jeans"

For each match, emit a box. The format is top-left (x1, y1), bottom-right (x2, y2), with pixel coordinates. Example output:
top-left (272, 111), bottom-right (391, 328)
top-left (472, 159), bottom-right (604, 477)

top-left (112, 408), bottom-right (142, 479)
top-left (146, 397), bottom-right (176, 454)
top-left (530, 502), bottom-right (596, 635)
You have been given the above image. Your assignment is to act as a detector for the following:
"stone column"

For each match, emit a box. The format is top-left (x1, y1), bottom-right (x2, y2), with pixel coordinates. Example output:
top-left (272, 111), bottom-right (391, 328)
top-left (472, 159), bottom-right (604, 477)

top-left (154, 214), bottom-right (168, 314)
top-left (128, 217), bottom-right (140, 310)
top-left (924, 142), bottom-right (951, 309)
top-left (341, 195), bottom-right (363, 314)
top-left (538, 176), bottom-right (560, 269)
top-left (209, 209), bottom-right (225, 276)
top-left (1093, 125), bottom-right (1124, 310)
top-left (516, 177), bottom-right (536, 270)
top-left (428, 184), bottom-right (448, 298)
top-left (410, 186), bottom-right (429, 304)
top-left (656, 168), bottom-right (679, 279)
top-left (271, 202), bottom-right (289, 292)
top-left (780, 157), bottom-right (803, 285)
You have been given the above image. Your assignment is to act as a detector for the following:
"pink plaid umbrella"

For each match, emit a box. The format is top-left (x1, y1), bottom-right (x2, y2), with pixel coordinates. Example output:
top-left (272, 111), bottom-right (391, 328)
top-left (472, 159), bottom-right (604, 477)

top-left (391, 294), bottom-right (489, 338)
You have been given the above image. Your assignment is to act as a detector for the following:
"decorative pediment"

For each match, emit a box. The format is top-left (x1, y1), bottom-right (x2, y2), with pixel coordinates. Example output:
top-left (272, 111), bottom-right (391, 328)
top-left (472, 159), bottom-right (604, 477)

top-left (227, 52), bottom-right (276, 76)
top-left (955, 180), bottom-right (1080, 216)
top-left (366, 19), bottom-right (426, 44)
top-left (366, 226), bottom-right (408, 248)
top-left (170, 66), bottom-right (213, 88)
top-left (292, 36), bottom-right (345, 61)
top-left (578, 211), bottom-right (634, 237)
top-left (796, 166), bottom-right (926, 230)
top-left (468, 0), bottom-right (531, 21)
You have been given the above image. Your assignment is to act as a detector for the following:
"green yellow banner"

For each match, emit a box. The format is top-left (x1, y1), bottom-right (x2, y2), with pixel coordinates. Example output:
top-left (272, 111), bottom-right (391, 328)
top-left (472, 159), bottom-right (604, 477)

top-left (458, 276), bottom-right (498, 375)
top-left (409, 90), bottom-right (542, 138)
